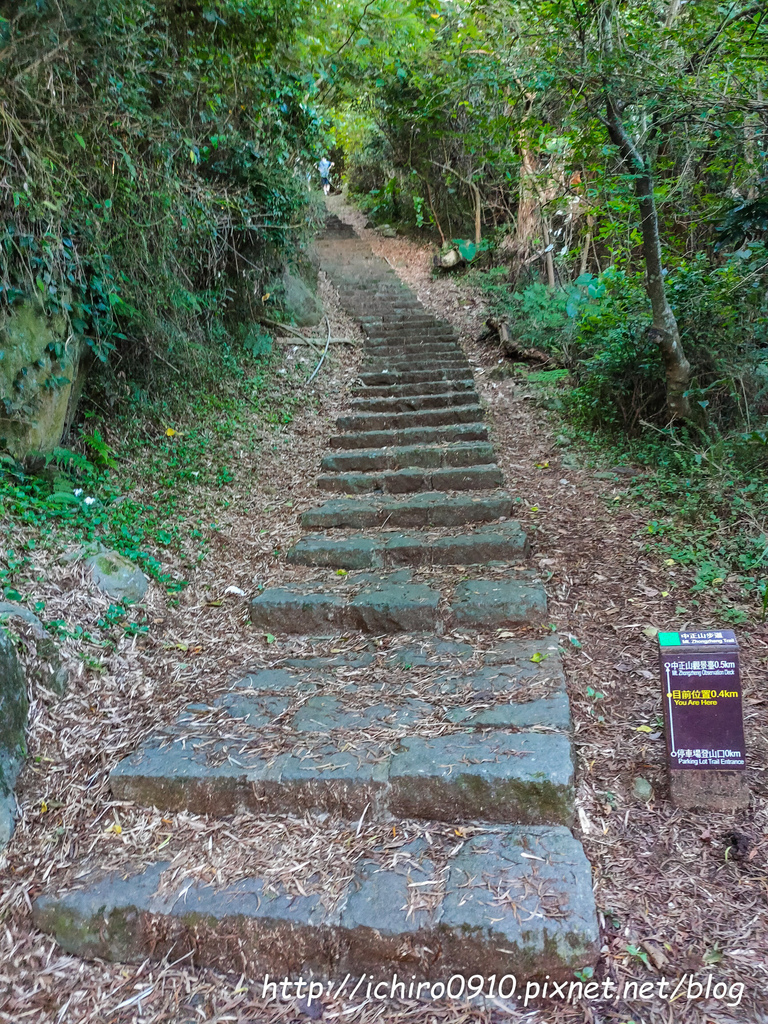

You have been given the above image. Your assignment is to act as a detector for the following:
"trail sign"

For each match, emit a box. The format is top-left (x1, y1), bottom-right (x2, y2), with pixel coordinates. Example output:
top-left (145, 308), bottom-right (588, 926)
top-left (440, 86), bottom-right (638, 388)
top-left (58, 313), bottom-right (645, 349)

top-left (658, 630), bottom-right (749, 810)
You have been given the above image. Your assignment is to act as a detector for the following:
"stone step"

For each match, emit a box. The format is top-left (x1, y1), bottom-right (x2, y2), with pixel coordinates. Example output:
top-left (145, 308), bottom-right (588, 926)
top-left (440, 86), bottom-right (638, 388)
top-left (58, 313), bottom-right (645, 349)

top-left (248, 570), bottom-right (547, 633)
top-left (316, 464), bottom-right (503, 494)
top-left (353, 379), bottom-right (476, 398)
top-left (108, 640), bottom-right (572, 820)
top-left (362, 357), bottom-right (468, 373)
top-left (33, 825), bottom-right (598, 980)
top-left (359, 370), bottom-right (474, 386)
top-left (348, 391), bottom-right (478, 413)
top-left (287, 520), bottom-right (529, 568)
top-left (345, 301), bottom-right (425, 314)
top-left (321, 440), bottom-right (494, 473)
top-left (301, 490), bottom-right (513, 529)
top-left (360, 314), bottom-right (437, 326)
top-left (366, 332), bottom-right (458, 344)
top-left (336, 404), bottom-right (483, 433)
top-left (365, 341), bottom-right (461, 353)
top-left (365, 325), bottom-right (455, 334)
top-left (329, 422), bottom-right (488, 450)
top-left (364, 318), bottom-right (452, 329)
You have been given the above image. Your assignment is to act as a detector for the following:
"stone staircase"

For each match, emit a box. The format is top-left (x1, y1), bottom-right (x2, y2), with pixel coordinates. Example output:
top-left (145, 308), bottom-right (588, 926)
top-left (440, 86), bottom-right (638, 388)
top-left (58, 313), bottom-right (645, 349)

top-left (33, 212), bottom-right (598, 988)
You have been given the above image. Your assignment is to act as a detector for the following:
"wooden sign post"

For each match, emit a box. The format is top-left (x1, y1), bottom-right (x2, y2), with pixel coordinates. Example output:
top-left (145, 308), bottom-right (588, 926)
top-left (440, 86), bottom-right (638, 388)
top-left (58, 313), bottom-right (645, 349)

top-left (658, 630), bottom-right (749, 811)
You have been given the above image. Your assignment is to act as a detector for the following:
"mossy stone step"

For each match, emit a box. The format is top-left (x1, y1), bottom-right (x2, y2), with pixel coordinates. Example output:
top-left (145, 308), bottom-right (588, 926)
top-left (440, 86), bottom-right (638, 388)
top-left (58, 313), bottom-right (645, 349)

top-left (348, 391), bottom-right (478, 414)
top-left (320, 440), bottom-right (493, 473)
top-left (33, 826), bottom-right (598, 980)
top-left (316, 464), bottom-right (503, 495)
top-left (352, 380), bottom-right (475, 398)
top-left (287, 520), bottom-right (529, 569)
top-left (249, 579), bottom-right (440, 633)
top-left (108, 639), bottom-right (573, 822)
top-left (336, 404), bottom-right (483, 433)
top-left (248, 571), bottom-right (547, 633)
top-left (300, 490), bottom-right (513, 529)
top-left (359, 370), bottom-right (474, 386)
top-left (329, 423), bottom-right (488, 450)
top-left (109, 729), bottom-right (574, 822)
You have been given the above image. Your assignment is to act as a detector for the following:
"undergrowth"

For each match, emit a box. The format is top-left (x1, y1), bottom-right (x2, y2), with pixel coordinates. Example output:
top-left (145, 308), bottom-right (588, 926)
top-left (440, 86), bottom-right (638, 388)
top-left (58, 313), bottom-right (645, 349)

top-left (0, 341), bottom-right (311, 637)
top-left (468, 253), bottom-right (768, 625)
top-left (536, 383), bottom-right (768, 624)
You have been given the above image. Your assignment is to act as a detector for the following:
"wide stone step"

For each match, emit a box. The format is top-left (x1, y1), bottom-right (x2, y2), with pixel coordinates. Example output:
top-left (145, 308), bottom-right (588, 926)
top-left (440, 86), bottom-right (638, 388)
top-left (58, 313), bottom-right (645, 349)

top-left (367, 332), bottom-right (457, 343)
top-left (109, 640), bottom-right (571, 818)
top-left (316, 464), bottom-right (503, 494)
top-left (366, 332), bottom-right (458, 343)
top-left (353, 379), bottom-right (476, 398)
top-left (301, 490), bottom-right (512, 529)
top-left (348, 391), bottom-right (478, 413)
top-left (321, 440), bottom-right (494, 473)
top-left (359, 370), bottom-right (474, 386)
top-left (364, 360), bottom-right (473, 376)
top-left (346, 302), bottom-right (424, 315)
top-left (336, 404), bottom-right (483, 433)
top-left (364, 319), bottom-right (452, 330)
top-left (360, 314), bottom-right (437, 327)
top-left (329, 422), bottom-right (487, 450)
top-left (287, 520), bottom-right (529, 568)
top-left (33, 826), bottom-right (598, 980)
top-left (365, 341), bottom-right (461, 354)
top-left (248, 570), bottom-right (547, 633)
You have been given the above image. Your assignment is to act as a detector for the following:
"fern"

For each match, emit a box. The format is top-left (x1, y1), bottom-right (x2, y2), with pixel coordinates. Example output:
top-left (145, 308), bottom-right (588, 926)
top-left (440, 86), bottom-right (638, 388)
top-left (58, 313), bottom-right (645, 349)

top-left (81, 429), bottom-right (117, 469)
top-left (45, 447), bottom-right (95, 475)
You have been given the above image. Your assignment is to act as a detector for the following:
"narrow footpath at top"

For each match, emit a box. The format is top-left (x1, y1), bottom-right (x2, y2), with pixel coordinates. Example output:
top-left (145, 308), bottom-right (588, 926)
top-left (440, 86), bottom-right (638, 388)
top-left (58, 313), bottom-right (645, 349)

top-left (32, 214), bottom-right (599, 984)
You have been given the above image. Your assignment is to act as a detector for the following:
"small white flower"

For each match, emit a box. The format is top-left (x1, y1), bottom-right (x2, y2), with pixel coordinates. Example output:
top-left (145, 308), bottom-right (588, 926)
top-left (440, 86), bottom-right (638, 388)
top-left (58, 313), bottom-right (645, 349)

top-left (84, 496), bottom-right (96, 506)
top-left (73, 488), bottom-right (83, 497)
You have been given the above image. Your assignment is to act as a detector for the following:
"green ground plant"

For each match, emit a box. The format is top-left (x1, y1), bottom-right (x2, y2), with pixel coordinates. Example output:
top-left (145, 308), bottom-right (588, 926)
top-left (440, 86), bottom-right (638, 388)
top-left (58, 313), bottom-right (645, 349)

top-left (0, 339), bottom-right (311, 634)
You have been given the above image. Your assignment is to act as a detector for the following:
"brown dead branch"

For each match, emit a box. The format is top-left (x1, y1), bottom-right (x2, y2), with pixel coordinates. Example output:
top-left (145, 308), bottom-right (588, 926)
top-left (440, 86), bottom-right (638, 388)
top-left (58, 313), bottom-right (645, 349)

top-left (484, 317), bottom-right (562, 366)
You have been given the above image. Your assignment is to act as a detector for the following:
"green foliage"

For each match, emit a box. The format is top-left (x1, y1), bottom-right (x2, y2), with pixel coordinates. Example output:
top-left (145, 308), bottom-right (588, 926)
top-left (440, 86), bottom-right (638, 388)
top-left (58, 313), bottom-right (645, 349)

top-left (241, 328), bottom-right (274, 360)
top-left (717, 179), bottom-right (768, 249)
top-left (0, 0), bottom-right (326, 394)
top-left (0, 342), bottom-right (311, 625)
top-left (471, 250), bottom-right (768, 435)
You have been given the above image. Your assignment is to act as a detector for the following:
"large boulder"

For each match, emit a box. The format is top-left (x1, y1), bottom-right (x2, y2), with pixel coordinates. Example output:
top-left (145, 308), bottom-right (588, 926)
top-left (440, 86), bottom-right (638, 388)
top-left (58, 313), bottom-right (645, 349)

top-left (0, 627), bottom-right (28, 849)
top-left (0, 602), bottom-right (69, 696)
top-left (0, 299), bottom-right (86, 459)
top-left (279, 267), bottom-right (323, 327)
top-left (265, 265), bottom-right (323, 328)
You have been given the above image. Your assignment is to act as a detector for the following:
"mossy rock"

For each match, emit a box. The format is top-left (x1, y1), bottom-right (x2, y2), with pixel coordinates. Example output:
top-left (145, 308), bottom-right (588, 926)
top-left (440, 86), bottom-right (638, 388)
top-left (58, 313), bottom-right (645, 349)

top-left (0, 627), bottom-right (28, 849)
top-left (0, 602), bottom-right (69, 696)
top-left (86, 550), bottom-right (149, 603)
top-left (0, 300), bottom-right (85, 458)
top-left (265, 266), bottom-right (323, 327)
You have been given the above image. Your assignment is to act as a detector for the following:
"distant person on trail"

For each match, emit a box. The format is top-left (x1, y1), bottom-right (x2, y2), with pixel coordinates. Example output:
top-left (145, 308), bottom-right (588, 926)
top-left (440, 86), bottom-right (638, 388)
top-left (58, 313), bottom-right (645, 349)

top-left (318, 156), bottom-right (334, 195)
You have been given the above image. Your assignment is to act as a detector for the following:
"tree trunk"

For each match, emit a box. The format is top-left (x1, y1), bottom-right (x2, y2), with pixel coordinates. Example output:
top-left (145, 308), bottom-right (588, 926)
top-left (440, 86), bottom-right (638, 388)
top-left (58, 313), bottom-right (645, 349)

top-left (471, 182), bottom-right (482, 246)
top-left (605, 98), bottom-right (692, 420)
top-left (541, 217), bottom-right (556, 288)
top-left (424, 179), bottom-right (446, 244)
top-left (580, 215), bottom-right (594, 276)
top-left (515, 146), bottom-right (539, 254)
